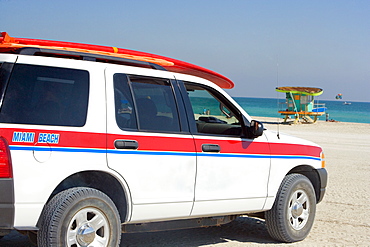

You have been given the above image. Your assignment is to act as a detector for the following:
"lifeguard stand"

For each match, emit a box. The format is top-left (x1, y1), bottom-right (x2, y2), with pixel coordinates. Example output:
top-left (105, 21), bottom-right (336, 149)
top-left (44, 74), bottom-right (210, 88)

top-left (276, 87), bottom-right (326, 124)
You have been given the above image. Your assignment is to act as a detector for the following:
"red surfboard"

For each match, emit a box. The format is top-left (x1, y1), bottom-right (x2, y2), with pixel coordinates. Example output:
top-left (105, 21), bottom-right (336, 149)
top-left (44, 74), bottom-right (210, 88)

top-left (0, 32), bottom-right (234, 89)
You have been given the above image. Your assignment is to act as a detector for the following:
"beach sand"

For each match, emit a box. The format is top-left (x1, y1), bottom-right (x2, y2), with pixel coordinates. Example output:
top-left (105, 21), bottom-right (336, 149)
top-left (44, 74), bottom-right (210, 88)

top-left (1, 118), bottom-right (369, 246)
top-left (249, 117), bottom-right (370, 246)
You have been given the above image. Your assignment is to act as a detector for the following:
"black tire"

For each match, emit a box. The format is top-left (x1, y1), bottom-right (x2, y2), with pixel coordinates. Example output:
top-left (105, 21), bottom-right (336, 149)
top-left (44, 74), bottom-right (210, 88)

top-left (265, 173), bottom-right (316, 243)
top-left (37, 187), bottom-right (121, 247)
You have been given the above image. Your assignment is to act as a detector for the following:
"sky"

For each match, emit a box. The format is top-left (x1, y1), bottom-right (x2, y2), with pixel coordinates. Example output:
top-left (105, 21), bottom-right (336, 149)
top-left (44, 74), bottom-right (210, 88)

top-left (1, 0), bottom-right (369, 102)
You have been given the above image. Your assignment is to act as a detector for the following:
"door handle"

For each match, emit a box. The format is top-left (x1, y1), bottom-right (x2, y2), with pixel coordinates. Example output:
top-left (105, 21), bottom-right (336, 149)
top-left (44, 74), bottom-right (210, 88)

top-left (202, 144), bottom-right (221, 152)
top-left (114, 140), bottom-right (139, 150)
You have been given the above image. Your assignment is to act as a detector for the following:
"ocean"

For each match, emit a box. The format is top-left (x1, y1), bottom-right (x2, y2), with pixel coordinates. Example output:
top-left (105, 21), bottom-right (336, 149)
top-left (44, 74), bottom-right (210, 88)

top-left (233, 97), bottom-right (370, 124)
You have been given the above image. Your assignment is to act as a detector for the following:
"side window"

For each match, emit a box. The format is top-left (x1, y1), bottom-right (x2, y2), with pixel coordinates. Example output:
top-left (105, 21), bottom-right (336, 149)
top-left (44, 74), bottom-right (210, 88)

top-left (131, 76), bottom-right (180, 132)
top-left (0, 63), bottom-right (13, 108)
top-left (0, 64), bottom-right (89, 126)
top-left (184, 82), bottom-right (242, 136)
top-left (113, 74), bottom-right (180, 132)
top-left (114, 74), bottom-right (138, 129)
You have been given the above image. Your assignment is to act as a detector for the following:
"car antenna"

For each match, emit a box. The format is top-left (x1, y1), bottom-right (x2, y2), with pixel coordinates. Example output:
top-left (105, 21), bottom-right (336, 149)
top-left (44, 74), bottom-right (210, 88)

top-left (276, 59), bottom-right (281, 139)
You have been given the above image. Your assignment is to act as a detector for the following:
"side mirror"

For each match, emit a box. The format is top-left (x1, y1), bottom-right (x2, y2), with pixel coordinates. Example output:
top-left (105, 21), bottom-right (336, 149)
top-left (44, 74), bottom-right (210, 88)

top-left (246, 120), bottom-right (264, 139)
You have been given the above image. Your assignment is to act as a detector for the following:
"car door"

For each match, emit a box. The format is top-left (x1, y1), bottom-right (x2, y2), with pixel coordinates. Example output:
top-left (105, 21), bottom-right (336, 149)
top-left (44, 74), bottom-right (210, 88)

top-left (179, 81), bottom-right (271, 216)
top-left (105, 68), bottom-right (197, 222)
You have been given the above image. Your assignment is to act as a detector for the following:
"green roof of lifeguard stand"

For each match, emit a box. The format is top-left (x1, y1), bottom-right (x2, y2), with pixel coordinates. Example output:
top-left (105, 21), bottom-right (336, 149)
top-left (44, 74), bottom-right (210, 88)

top-left (276, 86), bottom-right (323, 96)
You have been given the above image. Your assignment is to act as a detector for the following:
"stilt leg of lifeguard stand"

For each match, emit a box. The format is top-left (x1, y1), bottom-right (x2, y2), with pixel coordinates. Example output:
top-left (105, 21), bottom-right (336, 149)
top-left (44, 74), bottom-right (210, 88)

top-left (294, 115), bottom-right (299, 124)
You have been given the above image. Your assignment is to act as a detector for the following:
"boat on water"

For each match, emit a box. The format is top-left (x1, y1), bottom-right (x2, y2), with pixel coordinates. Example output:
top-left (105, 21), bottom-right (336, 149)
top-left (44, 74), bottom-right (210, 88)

top-left (312, 107), bottom-right (327, 112)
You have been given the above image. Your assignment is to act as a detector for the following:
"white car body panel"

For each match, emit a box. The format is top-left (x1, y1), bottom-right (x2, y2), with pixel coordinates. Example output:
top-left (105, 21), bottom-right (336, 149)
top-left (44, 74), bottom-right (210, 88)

top-left (0, 53), bottom-right (325, 231)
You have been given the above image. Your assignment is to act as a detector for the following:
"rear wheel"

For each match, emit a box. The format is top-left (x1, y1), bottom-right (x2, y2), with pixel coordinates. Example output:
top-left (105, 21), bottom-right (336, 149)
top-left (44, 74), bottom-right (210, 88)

top-left (265, 173), bottom-right (316, 242)
top-left (37, 187), bottom-right (121, 247)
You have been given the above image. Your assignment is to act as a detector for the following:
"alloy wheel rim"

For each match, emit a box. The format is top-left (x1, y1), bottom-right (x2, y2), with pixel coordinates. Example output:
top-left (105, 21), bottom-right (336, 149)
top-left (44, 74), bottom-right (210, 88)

top-left (66, 207), bottom-right (110, 247)
top-left (287, 189), bottom-right (310, 230)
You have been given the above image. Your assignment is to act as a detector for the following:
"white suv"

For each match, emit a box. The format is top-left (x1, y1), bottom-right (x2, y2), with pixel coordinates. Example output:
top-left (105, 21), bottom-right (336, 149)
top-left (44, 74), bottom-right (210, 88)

top-left (0, 33), bottom-right (327, 246)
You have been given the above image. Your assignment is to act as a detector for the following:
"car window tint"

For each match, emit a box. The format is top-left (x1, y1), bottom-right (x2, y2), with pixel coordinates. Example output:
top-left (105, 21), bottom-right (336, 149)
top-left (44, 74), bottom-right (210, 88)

top-left (113, 73), bottom-right (138, 130)
top-left (130, 76), bottom-right (180, 132)
top-left (0, 62), bottom-right (12, 109)
top-left (0, 64), bottom-right (89, 126)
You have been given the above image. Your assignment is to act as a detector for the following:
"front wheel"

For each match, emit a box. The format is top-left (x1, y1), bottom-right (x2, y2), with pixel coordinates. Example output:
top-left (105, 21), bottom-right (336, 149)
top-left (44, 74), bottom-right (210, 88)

top-left (37, 187), bottom-right (121, 247)
top-left (265, 173), bottom-right (316, 243)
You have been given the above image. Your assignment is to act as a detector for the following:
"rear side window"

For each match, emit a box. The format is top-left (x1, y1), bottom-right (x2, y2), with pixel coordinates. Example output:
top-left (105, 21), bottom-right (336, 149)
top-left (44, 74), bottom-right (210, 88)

top-left (114, 74), bottom-right (138, 130)
top-left (113, 74), bottom-right (181, 132)
top-left (0, 64), bottom-right (89, 126)
top-left (131, 76), bottom-right (180, 132)
top-left (0, 63), bottom-right (14, 108)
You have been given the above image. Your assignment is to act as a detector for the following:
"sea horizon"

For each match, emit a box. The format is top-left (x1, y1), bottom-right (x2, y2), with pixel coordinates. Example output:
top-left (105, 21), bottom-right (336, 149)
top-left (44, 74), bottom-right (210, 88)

top-left (233, 97), bottom-right (370, 124)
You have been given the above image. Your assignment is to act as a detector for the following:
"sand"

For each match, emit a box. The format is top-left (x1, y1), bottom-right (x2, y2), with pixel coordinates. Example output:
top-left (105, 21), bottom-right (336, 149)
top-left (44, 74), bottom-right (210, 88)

top-left (251, 117), bottom-right (370, 246)
top-left (1, 118), bottom-right (369, 246)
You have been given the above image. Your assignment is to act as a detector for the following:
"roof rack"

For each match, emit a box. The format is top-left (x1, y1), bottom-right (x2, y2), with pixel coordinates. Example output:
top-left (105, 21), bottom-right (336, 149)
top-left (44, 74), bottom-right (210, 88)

top-left (12, 47), bottom-right (166, 70)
